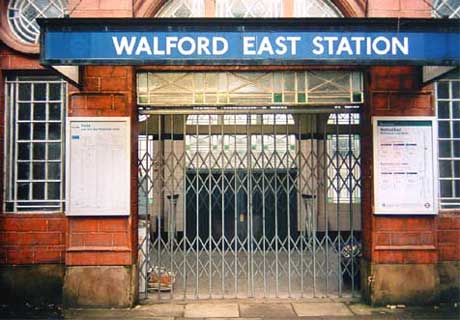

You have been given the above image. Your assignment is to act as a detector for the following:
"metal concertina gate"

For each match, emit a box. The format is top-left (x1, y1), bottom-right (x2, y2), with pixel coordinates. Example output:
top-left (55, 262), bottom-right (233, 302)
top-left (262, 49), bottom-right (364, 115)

top-left (137, 71), bottom-right (362, 300)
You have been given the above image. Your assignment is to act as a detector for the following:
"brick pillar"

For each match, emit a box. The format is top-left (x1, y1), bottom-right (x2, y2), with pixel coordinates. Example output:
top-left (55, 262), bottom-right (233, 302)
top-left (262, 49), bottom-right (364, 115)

top-left (63, 66), bottom-right (138, 307)
top-left (360, 66), bottom-right (439, 305)
top-left (360, 0), bottom-right (439, 306)
top-left (63, 1), bottom-right (137, 308)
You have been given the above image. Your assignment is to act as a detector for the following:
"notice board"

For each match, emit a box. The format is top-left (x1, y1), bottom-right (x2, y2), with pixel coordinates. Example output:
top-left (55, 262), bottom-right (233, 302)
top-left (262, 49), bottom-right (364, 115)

top-left (66, 117), bottom-right (130, 216)
top-left (373, 117), bottom-right (438, 215)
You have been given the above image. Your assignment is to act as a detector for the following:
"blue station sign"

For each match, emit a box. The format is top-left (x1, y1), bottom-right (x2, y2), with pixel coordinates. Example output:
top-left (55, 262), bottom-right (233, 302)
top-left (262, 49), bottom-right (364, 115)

top-left (38, 18), bottom-right (460, 66)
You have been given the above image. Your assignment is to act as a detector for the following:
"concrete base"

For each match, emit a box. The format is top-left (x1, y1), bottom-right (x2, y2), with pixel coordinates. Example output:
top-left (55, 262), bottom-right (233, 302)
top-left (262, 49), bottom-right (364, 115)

top-left (0, 264), bottom-right (64, 306)
top-left (438, 261), bottom-right (460, 302)
top-left (63, 265), bottom-right (137, 308)
top-left (361, 259), bottom-right (440, 306)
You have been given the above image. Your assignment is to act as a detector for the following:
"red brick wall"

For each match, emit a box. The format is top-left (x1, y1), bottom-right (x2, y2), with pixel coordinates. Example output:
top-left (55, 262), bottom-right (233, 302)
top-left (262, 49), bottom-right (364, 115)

top-left (438, 213), bottom-right (460, 261)
top-left (361, 66), bottom-right (439, 264)
top-left (66, 66), bottom-right (137, 266)
top-left (0, 214), bottom-right (66, 264)
top-left (69, 0), bottom-right (133, 17)
top-left (367, 0), bottom-right (431, 17)
top-left (0, 43), bottom-right (43, 70)
top-left (0, 42), bottom-right (66, 266)
top-left (66, 217), bottom-right (132, 266)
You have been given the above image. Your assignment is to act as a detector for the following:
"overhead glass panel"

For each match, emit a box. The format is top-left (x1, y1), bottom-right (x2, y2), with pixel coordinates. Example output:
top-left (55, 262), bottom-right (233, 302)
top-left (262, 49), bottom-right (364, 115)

top-left (137, 71), bottom-right (363, 106)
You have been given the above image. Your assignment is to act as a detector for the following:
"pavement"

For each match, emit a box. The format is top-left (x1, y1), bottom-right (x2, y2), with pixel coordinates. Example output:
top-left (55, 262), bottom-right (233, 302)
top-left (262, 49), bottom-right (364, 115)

top-left (1, 299), bottom-right (458, 319)
top-left (62, 299), bottom-right (459, 320)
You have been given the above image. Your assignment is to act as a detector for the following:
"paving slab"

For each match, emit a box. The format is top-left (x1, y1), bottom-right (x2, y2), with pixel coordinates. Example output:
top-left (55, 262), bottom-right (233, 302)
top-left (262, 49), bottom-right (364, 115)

top-left (347, 303), bottom-right (379, 315)
top-left (239, 303), bottom-right (296, 318)
top-left (184, 303), bottom-right (239, 318)
top-left (206, 318), bottom-right (263, 320)
top-left (131, 304), bottom-right (185, 317)
top-left (64, 308), bottom-right (174, 319)
top-left (292, 302), bottom-right (353, 317)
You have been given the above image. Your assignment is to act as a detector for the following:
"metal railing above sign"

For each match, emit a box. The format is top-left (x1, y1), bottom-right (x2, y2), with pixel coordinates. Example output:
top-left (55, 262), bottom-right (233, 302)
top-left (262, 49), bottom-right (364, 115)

top-left (38, 18), bottom-right (460, 66)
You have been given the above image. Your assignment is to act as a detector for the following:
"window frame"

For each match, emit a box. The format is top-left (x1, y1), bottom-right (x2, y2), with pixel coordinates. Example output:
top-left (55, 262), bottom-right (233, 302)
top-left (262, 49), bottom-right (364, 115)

top-left (4, 75), bottom-right (67, 213)
top-left (436, 75), bottom-right (460, 210)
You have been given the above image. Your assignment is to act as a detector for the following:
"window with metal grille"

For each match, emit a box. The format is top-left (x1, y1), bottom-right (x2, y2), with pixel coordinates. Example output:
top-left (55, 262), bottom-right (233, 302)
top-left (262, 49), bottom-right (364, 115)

top-left (4, 76), bottom-right (66, 212)
top-left (216, 0), bottom-right (283, 17)
top-left (436, 75), bottom-right (460, 209)
top-left (155, 0), bottom-right (342, 17)
top-left (186, 134), bottom-right (296, 169)
top-left (137, 71), bottom-right (363, 106)
top-left (433, 0), bottom-right (460, 18)
top-left (327, 134), bottom-right (361, 204)
top-left (7, 0), bottom-right (68, 44)
top-left (186, 107), bottom-right (295, 126)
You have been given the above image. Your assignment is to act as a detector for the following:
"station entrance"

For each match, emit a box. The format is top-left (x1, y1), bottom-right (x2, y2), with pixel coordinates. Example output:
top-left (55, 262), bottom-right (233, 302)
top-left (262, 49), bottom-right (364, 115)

top-left (137, 71), bottom-right (363, 300)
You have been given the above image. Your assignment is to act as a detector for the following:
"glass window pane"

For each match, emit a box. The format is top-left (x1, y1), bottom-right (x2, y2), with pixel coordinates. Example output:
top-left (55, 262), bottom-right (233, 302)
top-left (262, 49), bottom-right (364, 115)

top-left (440, 180), bottom-right (453, 197)
top-left (453, 121), bottom-right (460, 138)
top-left (438, 121), bottom-right (451, 138)
top-left (48, 163), bottom-right (60, 180)
top-left (453, 101), bottom-right (460, 119)
top-left (439, 160), bottom-right (452, 177)
top-left (454, 161), bottom-right (460, 177)
top-left (439, 140), bottom-right (451, 157)
top-left (49, 103), bottom-right (61, 120)
top-left (17, 182), bottom-right (29, 200)
top-left (33, 83), bottom-right (47, 101)
top-left (19, 83), bottom-right (31, 101)
top-left (32, 182), bottom-right (45, 199)
top-left (33, 123), bottom-right (46, 140)
top-left (452, 81), bottom-right (459, 98)
top-left (18, 103), bottom-right (31, 120)
top-left (33, 103), bottom-right (46, 120)
top-left (18, 123), bottom-right (31, 140)
top-left (47, 182), bottom-right (60, 200)
top-left (48, 123), bottom-right (61, 140)
top-left (437, 81), bottom-right (450, 99)
top-left (17, 163), bottom-right (30, 180)
top-left (48, 143), bottom-right (61, 160)
top-left (453, 141), bottom-right (460, 157)
top-left (18, 143), bottom-right (31, 160)
top-left (49, 83), bottom-right (61, 100)
top-left (438, 101), bottom-right (450, 119)
top-left (33, 143), bottom-right (46, 160)
top-left (284, 72), bottom-right (295, 91)
top-left (33, 162), bottom-right (45, 180)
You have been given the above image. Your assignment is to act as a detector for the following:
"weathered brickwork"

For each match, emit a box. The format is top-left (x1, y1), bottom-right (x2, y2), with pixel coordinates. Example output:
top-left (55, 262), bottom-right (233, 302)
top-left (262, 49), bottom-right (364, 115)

top-left (437, 213), bottom-right (460, 261)
top-left (66, 217), bottom-right (132, 266)
top-left (0, 214), bottom-right (66, 264)
top-left (361, 66), bottom-right (441, 267)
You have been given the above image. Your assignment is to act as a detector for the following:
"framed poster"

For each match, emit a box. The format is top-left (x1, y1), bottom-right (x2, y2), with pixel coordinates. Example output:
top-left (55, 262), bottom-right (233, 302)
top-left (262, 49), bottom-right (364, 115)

top-left (66, 117), bottom-right (130, 216)
top-left (373, 117), bottom-right (438, 215)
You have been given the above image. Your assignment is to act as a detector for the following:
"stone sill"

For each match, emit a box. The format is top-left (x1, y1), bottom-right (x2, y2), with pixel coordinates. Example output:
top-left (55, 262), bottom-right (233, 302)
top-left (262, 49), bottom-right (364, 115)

top-left (375, 245), bottom-right (436, 251)
top-left (67, 246), bottom-right (131, 252)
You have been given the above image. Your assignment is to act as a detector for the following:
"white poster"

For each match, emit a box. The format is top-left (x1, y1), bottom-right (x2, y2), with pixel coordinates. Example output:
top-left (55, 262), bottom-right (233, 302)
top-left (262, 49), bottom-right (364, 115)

top-left (373, 117), bottom-right (438, 215)
top-left (66, 117), bottom-right (130, 216)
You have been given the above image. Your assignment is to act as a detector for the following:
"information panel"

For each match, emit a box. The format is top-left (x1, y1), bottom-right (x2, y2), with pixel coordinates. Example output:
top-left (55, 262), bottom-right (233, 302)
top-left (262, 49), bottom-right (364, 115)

top-left (66, 117), bottom-right (130, 216)
top-left (373, 117), bottom-right (438, 215)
